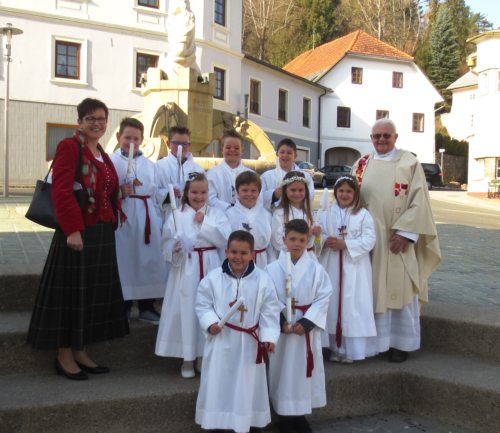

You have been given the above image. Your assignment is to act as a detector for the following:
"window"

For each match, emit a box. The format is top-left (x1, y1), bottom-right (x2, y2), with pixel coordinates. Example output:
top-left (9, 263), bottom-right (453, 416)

top-left (337, 107), bottom-right (351, 128)
top-left (138, 0), bottom-right (159, 8)
top-left (278, 89), bottom-right (288, 122)
top-left (55, 41), bottom-right (80, 79)
top-left (214, 0), bottom-right (226, 26)
top-left (46, 123), bottom-right (78, 161)
top-left (496, 158), bottom-right (500, 178)
top-left (412, 113), bottom-right (425, 132)
top-left (393, 72), bottom-right (403, 88)
top-left (136, 52), bottom-right (159, 87)
top-left (351, 67), bottom-right (363, 84)
top-left (376, 110), bottom-right (389, 120)
top-left (214, 67), bottom-right (226, 100)
top-left (249, 79), bottom-right (261, 115)
top-left (302, 98), bottom-right (311, 128)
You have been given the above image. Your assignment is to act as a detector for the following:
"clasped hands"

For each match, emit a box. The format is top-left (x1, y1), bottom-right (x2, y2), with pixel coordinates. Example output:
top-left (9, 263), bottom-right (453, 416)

top-left (208, 323), bottom-right (275, 353)
top-left (282, 322), bottom-right (305, 336)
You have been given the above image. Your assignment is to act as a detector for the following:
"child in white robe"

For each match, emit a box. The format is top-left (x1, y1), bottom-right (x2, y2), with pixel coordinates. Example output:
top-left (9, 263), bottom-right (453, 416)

top-left (154, 126), bottom-right (204, 222)
top-left (261, 138), bottom-right (315, 211)
top-left (319, 175), bottom-right (378, 363)
top-left (110, 118), bottom-right (166, 323)
top-left (266, 219), bottom-right (332, 433)
top-left (195, 231), bottom-right (281, 433)
top-left (155, 172), bottom-right (230, 378)
top-left (271, 171), bottom-right (320, 260)
top-left (206, 129), bottom-right (256, 212)
top-left (227, 171), bottom-right (272, 269)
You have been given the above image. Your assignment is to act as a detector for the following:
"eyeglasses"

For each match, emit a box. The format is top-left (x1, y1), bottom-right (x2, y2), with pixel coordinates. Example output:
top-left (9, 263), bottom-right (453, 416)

top-left (84, 116), bottom-right (107, 124)
top-left (371, 133), bottom-right (393, 140)
top-left (171, 140), bottom-right (191, 147)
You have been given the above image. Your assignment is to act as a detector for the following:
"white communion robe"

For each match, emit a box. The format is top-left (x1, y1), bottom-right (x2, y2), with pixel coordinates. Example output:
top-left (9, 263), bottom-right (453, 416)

top-left (271, 206), bottom-right (316, 260)
top-left (266, 251), bottom-right (332, 415)
top-left (154, 152), bottom-right (204, 219)
top-left (261, 163), bottom-right (315, 210)
top-left (110, 150), bottom-right (166, 300)
top-left (206, 160), bottom-right (256, 211)
top-left (319, 202), bottom-right (378, 360)
top-left (155, 204), bottom-right (230, 361)
top-left (195, 264), bottom-right (281, 433)
top-left (226, 201), bottom-right (272, 269)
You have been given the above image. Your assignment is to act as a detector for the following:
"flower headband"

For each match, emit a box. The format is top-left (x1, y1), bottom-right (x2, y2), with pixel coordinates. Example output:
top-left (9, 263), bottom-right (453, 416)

top-left (281, 176), bottom-right (308, 187)
top-left (334, 176), bottom-right (355, 187)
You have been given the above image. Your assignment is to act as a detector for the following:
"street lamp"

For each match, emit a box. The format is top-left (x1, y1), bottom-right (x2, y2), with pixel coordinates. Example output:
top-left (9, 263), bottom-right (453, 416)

top-left (1, 23), bottom-right (23, 197)
top-left (439, 148), bottom-right (445, 182)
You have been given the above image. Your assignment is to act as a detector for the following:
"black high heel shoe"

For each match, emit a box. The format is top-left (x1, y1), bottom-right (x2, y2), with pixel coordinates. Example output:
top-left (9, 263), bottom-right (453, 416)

top-left (76, 361), bottom-right (110, 374)
top-left (54, 359), bottom-right (88, 381)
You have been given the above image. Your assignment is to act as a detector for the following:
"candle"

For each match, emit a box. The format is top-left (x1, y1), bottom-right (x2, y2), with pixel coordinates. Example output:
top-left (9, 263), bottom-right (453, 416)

top-left (285, 251), bottom-right (292, 323)
top-left (218, 297), bottom-right (245, 328)
top-left (126, 143), bottom-right (134, 177)
top-left (168, 184), bottom-right (177, 210)
top-left (177, 145), bottom-right (183, 184)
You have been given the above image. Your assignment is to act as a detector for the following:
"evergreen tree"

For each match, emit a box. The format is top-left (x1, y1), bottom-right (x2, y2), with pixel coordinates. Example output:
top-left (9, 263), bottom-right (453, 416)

top-left (429, 3), bottom-right (460, 108)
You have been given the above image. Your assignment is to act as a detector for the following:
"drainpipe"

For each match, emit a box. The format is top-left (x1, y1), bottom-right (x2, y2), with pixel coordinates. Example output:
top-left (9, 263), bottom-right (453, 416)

top-left (317, 88), bottom-right (330, 167)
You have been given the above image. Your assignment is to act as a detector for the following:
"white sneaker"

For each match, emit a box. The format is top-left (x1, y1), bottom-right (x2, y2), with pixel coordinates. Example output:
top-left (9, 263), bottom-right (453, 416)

top-left (341, 357), bottom-right (354, 364)
top-left (195, 357), bottom-right (203, 373)
top-left (329, 353), bottom-right (341, 362)
top-left (181, 361), bottom-right (195, 379)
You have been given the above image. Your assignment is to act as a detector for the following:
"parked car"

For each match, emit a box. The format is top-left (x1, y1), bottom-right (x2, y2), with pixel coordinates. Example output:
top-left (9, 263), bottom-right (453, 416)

top-left (296, 161), bottom-right (327, 188)
top-left (421, 163), bottom-right (444, 189)
top-left (319, 165), bottom-right (352, 186)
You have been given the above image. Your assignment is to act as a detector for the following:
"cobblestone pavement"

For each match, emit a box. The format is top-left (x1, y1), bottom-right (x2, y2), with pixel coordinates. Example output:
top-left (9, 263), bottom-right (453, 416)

top-left (1, 193), bottom-right (500, 308)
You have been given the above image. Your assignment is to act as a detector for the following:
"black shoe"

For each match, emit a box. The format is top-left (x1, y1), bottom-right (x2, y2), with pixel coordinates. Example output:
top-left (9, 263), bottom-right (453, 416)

top-left (279, 416), bottom-right (296, 433)
top-left (54, 359), bottom-right (88, 381)
top-left (388, 348), bottom-right (408, 363)
top-left (76, 361), bottom-right (110, 374)
top-left (294, 415), bottom-right (312, 433)
top-left (249, 428), bottom-right (263, 433)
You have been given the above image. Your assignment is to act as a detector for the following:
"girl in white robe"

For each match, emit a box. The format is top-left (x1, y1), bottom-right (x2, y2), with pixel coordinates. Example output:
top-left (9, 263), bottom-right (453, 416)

top-left (195, 231), bottom-right (281, 433)
top-left (261, 138), bottom-right (315, 211)
top-left (271, 171), bottom-right (320, 260)
top-left (319, 175), bottom-right (378, 362)
top-left (155, 172), bottom-right (230, 378)
top-left (226, 171), bottom-right (272, 269)
top-left (110, 119), bottom-right (166, 320)
top-left (266, 219), bottom-right (332, 431)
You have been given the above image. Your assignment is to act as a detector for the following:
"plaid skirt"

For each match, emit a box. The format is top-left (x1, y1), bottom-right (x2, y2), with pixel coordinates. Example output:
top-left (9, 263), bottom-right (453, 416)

top-left (27, 222), bottom-right (129, 350)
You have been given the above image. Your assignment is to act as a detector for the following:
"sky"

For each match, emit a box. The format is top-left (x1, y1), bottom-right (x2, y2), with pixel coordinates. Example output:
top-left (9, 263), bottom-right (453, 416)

top-left (466, 0), bottom-right (500, 28)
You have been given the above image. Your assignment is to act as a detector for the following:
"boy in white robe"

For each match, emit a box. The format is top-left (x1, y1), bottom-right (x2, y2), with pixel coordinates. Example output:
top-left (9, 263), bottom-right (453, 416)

top-left (195, 231), bottom-right (281, 433)
top-left (261, 138), bottom-right (315, 211)
top-left (154, 126), bottom-right (204, 222)
top-left (266, 219), bottom-right (332, 433)
top-left (110, 118), bottom-right (166, 323)
top-left (206, 129), bottom-right (256, 211)
top-left (227, 171), bottom-right (272, 269)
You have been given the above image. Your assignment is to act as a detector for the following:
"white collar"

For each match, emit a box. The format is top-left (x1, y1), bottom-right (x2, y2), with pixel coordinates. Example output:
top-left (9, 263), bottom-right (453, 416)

top-left (374, 147), bottom-right (398, 161)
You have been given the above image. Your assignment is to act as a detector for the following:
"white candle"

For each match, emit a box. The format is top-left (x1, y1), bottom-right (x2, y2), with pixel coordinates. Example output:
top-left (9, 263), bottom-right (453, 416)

top-left (126, 144), bottom-right (134, 177)
top-left (168, 184), bottom-right (177, 210)
top-left (218, 297), bottom-right (245, 328)
top-left (177, 145), bottom-right (183, 183)
top-left (285, 251), bottom-right (292, 323)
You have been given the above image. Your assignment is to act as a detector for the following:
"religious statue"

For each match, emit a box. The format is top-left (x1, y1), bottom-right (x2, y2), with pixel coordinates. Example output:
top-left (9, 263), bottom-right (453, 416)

top-left (159, 0), bottom-right (201, 79)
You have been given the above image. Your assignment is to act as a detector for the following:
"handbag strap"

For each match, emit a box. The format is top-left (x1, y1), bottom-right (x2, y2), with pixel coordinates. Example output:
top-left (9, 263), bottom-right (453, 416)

top-left (44, 140), bottom-right (84, 183)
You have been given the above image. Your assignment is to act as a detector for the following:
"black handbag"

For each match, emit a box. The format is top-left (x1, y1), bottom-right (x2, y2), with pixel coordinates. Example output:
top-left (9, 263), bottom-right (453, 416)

top-left (25, 143), bottom-right (88, 230)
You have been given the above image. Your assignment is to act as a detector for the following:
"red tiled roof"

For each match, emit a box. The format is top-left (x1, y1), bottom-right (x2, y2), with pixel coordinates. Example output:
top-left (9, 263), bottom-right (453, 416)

top-left (283, 30), bottom-right (414, 81)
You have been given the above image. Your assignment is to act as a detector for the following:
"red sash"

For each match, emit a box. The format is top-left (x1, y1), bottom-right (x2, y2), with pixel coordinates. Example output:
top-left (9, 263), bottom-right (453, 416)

top-left (253, 247), bottom-right (266, 262)
top-left (193, 246), bottom-right (217, 279)
top-left (129, 194), bottom-right (151, 244)
top-left (292, 303), bottom-right (314, 378)
top-left (225, 322), bottom-right (268, 364)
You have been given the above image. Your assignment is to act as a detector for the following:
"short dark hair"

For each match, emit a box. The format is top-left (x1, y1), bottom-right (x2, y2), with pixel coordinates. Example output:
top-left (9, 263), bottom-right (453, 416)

top-left (235, 171), bottom-right (261, 192)
top-left (168, 126), bottom-right (190, 141)
top-left (77, 98), bottom-right (108, 121)
top-left (118, 117), bottom-right (144, 136)
top-left (284, 219), bottom-right (309, 236)
top-left (227, 230), bottom-right (254, 251)
top-left (222, 129), bottom-right (244, 147)
top-left (277, 138), bottom-right (297, 153)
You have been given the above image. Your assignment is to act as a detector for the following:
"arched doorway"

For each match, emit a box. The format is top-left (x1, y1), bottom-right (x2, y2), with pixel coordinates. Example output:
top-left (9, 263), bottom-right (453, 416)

top-left (325, 147), bottom-right (361, 166)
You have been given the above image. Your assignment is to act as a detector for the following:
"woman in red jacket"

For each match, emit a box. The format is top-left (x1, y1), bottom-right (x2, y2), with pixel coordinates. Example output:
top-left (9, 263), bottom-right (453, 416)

top-left (27, 98), bottom-right (129, 380)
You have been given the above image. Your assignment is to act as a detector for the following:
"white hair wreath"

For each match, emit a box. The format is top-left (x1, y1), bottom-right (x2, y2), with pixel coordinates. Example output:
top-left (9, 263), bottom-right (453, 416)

top-left (334, 176), bottom-right (355, 187)
top-left (281, 175), bottom-right (308, 187)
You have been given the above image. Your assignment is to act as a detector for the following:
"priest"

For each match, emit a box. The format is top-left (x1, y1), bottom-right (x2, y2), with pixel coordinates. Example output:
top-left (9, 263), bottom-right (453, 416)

top-left (353, 119), bottom-right (441, 362)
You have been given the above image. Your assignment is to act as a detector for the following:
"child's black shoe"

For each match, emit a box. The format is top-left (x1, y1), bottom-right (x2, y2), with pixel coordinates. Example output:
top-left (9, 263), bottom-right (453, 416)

top-left (294, 415), bottom-right (312, 433)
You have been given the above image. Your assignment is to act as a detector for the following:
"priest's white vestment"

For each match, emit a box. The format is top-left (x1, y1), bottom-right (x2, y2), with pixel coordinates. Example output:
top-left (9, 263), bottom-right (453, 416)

top-left (195, 264), bottom-right (281, 433)
top-left (266, 251), bottom-right (332, 415)
top-left (110, 150), bottom-right (166, 300)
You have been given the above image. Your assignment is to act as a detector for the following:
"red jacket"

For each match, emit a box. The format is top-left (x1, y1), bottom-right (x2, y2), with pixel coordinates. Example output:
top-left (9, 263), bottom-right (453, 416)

top-left (51, 137), bottom-right (121, 236)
